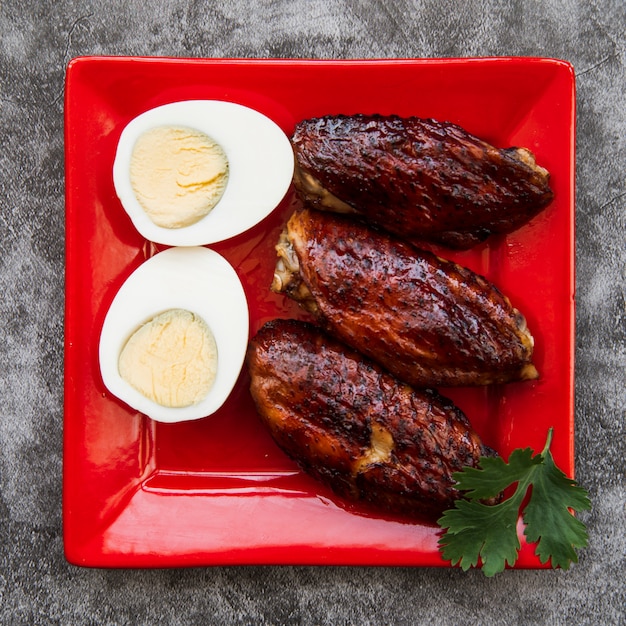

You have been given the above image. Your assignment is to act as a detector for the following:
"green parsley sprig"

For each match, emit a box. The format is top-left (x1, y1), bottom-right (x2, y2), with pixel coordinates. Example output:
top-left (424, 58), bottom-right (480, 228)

top-left (437, 428), bottom-right (591, 576)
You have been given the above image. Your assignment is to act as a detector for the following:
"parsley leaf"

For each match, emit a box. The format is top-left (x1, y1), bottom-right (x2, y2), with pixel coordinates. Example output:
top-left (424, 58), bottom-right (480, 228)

top-left (437, 428), bottom-right (591, 576)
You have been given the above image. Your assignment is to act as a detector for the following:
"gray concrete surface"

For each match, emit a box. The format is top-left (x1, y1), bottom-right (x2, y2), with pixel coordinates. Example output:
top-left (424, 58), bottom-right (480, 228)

top-left (1, 1), bottom-right (624, 624)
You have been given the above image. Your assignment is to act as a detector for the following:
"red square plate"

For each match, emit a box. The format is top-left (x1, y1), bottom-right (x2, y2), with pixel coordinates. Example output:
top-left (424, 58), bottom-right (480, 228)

top-left (64, 57), bottom-right (575, 567)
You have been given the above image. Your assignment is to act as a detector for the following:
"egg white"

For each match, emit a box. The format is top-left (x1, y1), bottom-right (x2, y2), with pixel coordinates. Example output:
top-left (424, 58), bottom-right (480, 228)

top-left (99, 246), bottom-right (249, 423)
top-left (113, 100), bottom-right (294, 246)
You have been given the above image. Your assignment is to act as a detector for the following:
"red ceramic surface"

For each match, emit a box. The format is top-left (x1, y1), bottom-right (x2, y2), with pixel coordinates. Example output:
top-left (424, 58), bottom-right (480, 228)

top-left (64, 57), bottom-right (575, 568)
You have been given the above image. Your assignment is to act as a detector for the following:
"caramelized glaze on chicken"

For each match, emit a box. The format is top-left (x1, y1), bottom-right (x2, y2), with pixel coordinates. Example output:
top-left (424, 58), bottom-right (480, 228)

top-left (272, 208), bottom-right (538, 387)
top-left (292, 114), bottom-right (554, 248)
top-left (247, 319), bottom-right (496, 520)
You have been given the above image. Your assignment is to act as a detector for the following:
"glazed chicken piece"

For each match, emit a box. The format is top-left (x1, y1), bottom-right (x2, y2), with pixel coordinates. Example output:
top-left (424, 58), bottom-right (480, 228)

top-left (272, 208), bottom-right (538, 388)
top-left (292, 114), bottom-right (554, 249)
top-left (248, 319), bottom-right (497, 520)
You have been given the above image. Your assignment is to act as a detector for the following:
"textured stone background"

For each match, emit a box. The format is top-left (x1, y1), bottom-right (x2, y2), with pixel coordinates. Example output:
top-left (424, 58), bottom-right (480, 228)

top-left (1, 1), bottom-right (624, 624)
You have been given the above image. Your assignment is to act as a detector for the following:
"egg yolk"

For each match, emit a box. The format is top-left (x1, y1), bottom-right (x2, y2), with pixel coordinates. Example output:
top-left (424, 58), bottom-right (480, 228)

top-left (118, 309), bottom-right (218, 408)
top-left (130, 126), bottom-right (229, 228)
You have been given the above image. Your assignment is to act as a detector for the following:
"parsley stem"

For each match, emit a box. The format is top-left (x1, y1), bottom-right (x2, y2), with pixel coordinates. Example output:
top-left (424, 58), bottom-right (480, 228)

top-left (541, 427), bottom-right (554, 457)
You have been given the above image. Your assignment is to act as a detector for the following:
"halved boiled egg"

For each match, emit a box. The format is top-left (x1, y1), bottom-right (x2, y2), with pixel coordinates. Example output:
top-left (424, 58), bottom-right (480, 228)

top-left (113, 100), bottom-right (294, 246)
top-left (99, 246), bottom-right (249, 423)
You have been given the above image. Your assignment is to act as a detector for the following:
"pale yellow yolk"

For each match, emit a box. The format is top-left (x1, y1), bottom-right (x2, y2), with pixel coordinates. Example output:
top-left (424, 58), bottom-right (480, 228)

top-left (118, 309), bottom-right (218, 408)
top-left (130, 126), bottom-right (229, 229)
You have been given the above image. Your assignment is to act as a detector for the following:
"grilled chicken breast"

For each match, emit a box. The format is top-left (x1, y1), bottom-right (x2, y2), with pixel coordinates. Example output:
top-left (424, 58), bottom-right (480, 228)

top-left (272, 208), bottom-right (538, 387)
top-left (292, 114), bottom-right (553, 249)
top-left (248, 319), bottom-right (496, 520)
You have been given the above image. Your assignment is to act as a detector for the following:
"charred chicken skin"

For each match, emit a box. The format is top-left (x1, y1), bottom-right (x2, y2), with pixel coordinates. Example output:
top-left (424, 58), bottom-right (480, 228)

top-left (291, 114), bottom-right (554, 249)
top-left (247, 319), bottom-right (497, 520)
top-left (272, 208), bottom-right (538, 388)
